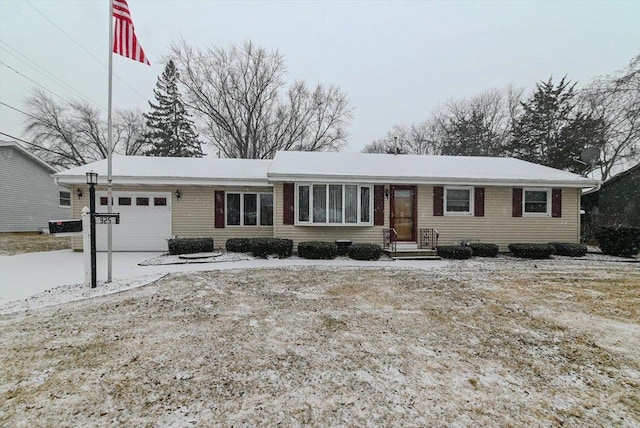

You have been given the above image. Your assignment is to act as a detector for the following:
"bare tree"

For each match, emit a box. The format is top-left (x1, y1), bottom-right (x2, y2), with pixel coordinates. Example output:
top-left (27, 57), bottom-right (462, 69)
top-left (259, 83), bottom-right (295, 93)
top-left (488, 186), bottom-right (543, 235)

top-left (363, 86), bottom-right (522, 156)
top-left (362, 122), bottom-right (444, 155)
top-left (170, 40), bottom-right (352, 159)
top-left (580, 55), bottom-right (640, 180)
top-left (23, 90), bottom-right (148, 169)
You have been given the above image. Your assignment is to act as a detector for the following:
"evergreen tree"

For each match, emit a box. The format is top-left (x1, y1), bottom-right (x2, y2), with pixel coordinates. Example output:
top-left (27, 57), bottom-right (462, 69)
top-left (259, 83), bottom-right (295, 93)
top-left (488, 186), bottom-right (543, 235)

top-left (509, 77), bottom-right (605, 172)
top-left (141, 60), bottom-right (203, 157)
top-left (441, 110), bottom-right (501, 156)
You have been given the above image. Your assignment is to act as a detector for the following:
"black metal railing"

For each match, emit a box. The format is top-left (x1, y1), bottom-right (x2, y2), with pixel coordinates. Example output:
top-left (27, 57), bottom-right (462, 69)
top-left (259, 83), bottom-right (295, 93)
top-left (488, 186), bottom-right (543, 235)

top-left (419, 228), bottom-right (439, 250)
top-left (383, 228), bottom-right (397, 256)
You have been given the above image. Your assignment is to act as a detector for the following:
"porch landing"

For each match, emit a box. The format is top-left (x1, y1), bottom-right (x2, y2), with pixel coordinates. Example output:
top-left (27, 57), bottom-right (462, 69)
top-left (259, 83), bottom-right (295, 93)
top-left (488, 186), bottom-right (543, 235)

top-left (383, 242), bottom-right (440, 260)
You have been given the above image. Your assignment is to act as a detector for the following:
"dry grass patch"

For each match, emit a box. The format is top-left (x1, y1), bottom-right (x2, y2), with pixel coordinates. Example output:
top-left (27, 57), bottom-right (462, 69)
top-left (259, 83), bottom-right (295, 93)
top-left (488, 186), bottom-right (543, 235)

top-left (0, 260), bottom-right (639, 426)
top-left (0, 233), bottom-right (70, 255)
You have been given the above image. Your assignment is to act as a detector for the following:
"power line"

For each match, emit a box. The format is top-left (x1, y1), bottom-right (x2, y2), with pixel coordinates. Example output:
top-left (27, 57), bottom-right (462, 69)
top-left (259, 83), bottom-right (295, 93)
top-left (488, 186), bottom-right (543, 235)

top-left (24, 0), bottom-right (150, 102)
top-left (0, 131), bottom-right (60, 157)
top-left (0, 60), bottom-right (75, 105)
top-left (0, 100), bottom-right (39, 120)
top-left (0, 41), bottom-right (103, 110)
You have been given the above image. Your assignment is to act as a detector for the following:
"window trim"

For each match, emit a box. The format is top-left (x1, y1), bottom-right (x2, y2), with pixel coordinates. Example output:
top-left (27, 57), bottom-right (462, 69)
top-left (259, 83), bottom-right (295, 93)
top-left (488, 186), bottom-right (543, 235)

top-left (59, 189), bottom-right (71, 208)
top-left (523, 187), bottom-right (551, 217)
top-left (294, 183), bottom-right (374, 226)
top-left (444, 186), bottom-right (473, 216)
top-left (225, 192), bottom-right (273, 227)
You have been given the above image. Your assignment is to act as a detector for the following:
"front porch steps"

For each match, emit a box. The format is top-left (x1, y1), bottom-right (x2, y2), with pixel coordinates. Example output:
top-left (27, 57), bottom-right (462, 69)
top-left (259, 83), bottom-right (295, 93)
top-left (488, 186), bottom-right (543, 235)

top-left (383, 242), bottom-right (440, 260)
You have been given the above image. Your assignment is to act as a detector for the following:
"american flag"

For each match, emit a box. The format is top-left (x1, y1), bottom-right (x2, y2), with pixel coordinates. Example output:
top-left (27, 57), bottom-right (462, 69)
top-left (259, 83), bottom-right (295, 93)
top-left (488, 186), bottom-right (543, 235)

top-left (112, 0), bottom-right (150, 65)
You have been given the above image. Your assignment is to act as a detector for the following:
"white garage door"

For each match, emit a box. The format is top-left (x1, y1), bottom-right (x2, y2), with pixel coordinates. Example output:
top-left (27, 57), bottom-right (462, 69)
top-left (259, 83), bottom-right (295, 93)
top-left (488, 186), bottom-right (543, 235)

top-left (95, 191), bottom-right (172, 251)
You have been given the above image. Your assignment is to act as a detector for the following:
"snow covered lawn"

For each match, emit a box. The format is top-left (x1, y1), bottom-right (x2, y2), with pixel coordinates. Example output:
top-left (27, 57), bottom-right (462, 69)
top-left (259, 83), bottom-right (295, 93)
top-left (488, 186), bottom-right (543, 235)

top-left (1, 257), bottom-right (639, 426)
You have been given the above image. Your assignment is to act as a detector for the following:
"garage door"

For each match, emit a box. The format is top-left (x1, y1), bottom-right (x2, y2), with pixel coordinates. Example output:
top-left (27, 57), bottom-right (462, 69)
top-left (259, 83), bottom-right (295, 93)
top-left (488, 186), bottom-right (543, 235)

top-left (95, 191), bottom-right (172, 251)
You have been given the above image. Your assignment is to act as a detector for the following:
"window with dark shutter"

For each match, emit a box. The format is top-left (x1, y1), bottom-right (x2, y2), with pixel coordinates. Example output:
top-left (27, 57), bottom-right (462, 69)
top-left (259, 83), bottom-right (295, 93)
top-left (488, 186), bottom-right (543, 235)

top-left (552, 188), bottom-right (562, 218)
top-left (474, 187), bottom-right (485, 217)
top-left (512, 188), bottom-right (523, 217)
top-left (433, 186), bottom-right (444, 216)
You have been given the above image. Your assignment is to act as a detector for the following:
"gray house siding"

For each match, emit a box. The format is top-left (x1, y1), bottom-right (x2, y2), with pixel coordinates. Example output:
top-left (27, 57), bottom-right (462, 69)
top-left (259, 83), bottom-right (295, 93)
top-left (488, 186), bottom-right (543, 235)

top-left (0, 143), bottom-right (70, 232)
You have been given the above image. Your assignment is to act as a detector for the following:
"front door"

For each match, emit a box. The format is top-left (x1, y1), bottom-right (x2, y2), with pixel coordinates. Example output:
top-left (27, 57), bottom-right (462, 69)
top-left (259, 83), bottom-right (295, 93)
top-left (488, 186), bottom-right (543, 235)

top-left (391, 186), bottom-right (416, 241)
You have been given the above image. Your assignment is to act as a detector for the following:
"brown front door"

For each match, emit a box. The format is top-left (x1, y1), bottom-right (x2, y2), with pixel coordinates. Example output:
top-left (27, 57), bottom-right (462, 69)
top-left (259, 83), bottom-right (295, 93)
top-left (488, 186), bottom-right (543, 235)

top-left (391, 186), bottom-right (416, 241)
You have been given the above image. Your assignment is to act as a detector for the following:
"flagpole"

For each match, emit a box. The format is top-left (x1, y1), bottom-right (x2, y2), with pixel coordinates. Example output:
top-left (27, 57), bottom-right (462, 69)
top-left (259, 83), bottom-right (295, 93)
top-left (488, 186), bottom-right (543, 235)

top-left (107, 0), bottom-right (114, 283)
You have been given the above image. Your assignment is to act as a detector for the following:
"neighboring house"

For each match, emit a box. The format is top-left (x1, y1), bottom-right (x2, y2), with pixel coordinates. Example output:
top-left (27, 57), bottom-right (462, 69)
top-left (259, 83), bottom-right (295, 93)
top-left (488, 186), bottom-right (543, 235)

top-left (54, 151), bottom-right (598, 252)
top-left (0, 141), bottom-right (70, 233)
top-left (582, 163), bottom-right (640, 239)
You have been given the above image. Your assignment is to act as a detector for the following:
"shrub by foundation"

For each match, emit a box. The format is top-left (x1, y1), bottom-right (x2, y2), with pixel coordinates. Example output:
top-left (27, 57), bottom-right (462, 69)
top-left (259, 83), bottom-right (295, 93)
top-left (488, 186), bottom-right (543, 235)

top-left (297, 241), bottom-right (337, 259)
top-left (508, 243), bottom-right (553, 259)
top-left (437, 245), bottom-right (473, 260)
top-left (348, 243), bottom-right (382, 261)
top-left (469, 243), bottom-right (499, 257)
top-left (549, 242), bottom-right (587, 257)
top-left (595, 227), bottom-right (640, 257)
top-left (226, 238), bottom-right (252, 253)
top-left (249, 238), bottom-right (293, 258)
top-left (168, 237), bottom-right (214, 255)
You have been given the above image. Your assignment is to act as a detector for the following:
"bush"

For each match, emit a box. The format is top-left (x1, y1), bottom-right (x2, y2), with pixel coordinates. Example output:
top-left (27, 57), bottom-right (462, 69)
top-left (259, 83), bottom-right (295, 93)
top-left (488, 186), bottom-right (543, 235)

top-left (595, 227), bottom-right (640, 257)
top-left (226, 238), bottom-right (252, 253)
top-left (297, 241), bottom-right (337, 259)
top-left (168, 237), bottom-right (214, 255)
top-left (437, 245), bottom-right (473, 260)
top-left (250, 238), bottom-right (293, 258)
top-left (469, 243), bottom-right (499, 258)
top-left (549, 242), bottom-right (588, 257)
top-left (508, 243), bottom-right (554, 259)
top-left (348, 243), bottom-right (382, 260)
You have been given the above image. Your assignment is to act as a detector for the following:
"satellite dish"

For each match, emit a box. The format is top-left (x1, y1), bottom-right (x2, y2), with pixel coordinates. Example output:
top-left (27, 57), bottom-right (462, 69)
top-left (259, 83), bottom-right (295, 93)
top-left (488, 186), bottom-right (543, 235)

top-left (580, 147), bottom-right (600, 164)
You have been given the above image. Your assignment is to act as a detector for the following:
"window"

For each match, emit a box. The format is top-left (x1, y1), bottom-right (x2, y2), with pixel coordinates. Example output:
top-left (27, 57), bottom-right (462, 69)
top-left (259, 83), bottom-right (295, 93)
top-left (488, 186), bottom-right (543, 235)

top-left (226, 192), bottom-right (273, 226)
top-left (298, 186), bottom-right (309, 222)
top-left (136, 197), bottom-right (149, 206)
top-left (243, 194), bottom-right (257, 226)
top-left (296, 184), bottom-right (373, 225)
top-left (59, 190), bottom-right (71, 207)
top-left (154, 197), bottom-right (167, 206)
top-left (100, 197), bottom-right (111, 206)
top-left (524, 189), bottom-right (549, 215)
top-left (260, 194), bottom-right (273, 226)
top-left (118, 197), bottom-right (131, 206)
top-left (445, 187), bottom-right (472, 215)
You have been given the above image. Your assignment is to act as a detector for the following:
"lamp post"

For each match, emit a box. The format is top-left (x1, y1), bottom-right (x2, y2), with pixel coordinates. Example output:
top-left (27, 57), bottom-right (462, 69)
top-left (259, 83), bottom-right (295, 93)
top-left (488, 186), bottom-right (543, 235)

top-left (86, 172), bottom-right (98, 288)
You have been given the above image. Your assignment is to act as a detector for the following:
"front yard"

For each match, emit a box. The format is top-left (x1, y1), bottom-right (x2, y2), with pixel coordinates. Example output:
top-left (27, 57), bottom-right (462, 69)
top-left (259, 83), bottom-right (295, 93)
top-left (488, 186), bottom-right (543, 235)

top-left (0, 233), bottom-right (70, 255)
top-left (0, 257), bottom-right (638, 426)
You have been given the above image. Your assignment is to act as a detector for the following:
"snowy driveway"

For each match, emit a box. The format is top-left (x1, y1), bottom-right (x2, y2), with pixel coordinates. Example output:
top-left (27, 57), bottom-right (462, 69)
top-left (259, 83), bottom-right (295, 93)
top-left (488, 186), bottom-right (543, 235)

top-left (0, 250), bottom-right (448, 305)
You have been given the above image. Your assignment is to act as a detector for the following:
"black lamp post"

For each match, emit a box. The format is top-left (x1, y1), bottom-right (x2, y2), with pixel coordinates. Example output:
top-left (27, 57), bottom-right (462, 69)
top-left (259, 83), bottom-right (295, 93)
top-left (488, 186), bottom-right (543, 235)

top-left (86, 172), bottom-right (98, 288)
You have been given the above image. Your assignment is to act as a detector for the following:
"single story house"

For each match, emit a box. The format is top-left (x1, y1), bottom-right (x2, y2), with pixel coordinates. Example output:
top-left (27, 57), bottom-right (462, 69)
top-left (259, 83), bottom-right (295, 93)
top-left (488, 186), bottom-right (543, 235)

top-left (582, 163), bottom-right (640, 240)
top-left (0, 140), bottom-right (70, 233)
top-left (53, 151), bottom-right (599, 252)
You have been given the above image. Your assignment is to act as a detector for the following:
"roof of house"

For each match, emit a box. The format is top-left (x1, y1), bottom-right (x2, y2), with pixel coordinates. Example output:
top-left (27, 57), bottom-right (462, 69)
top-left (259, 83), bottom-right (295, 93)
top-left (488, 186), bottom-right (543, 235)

top-left (268, 151), bottom-right (600, 188)
top-left (53, 151), bottom-right (600, 188)
top-left (0, 140), bottom-right (60, 173)
top-left (54, 155), bottom-right (273, 187)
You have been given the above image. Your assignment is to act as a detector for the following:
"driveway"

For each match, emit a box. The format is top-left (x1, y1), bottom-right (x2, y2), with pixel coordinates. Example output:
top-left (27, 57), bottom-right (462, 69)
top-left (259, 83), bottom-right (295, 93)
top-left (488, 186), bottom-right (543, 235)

top-left (0, 250), bottom-right (448, 305)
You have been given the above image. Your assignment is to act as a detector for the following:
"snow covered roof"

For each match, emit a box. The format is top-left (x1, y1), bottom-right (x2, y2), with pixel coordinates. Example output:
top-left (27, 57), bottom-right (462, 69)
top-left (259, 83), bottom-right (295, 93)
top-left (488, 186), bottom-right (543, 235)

top-left (0, 140), bottom-right (60, 173)
top-left (54, 155), bottom-right (272, 187)
top-left (53, 151), bottom-right (600, 189)
top-left (268, 151), bottom-right (600, 188)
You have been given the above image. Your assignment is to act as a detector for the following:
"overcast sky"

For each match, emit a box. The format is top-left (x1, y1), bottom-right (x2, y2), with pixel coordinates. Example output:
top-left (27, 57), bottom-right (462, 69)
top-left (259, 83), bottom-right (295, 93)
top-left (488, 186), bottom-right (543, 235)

top-left (1, 0), bottom-right (638, 154)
